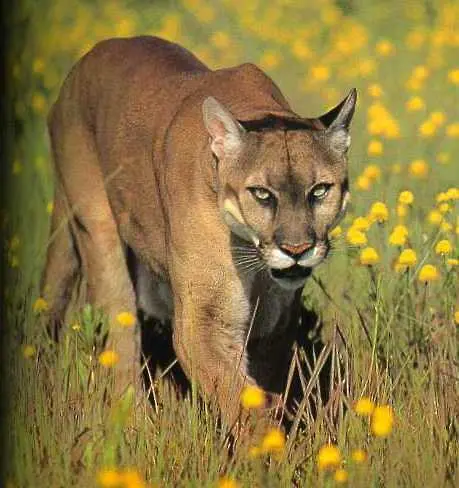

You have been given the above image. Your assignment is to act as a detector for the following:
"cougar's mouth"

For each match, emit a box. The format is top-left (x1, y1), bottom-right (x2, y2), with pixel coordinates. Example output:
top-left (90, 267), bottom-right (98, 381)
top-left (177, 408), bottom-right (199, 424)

top-left (270, 265), bottom-right (313, 281)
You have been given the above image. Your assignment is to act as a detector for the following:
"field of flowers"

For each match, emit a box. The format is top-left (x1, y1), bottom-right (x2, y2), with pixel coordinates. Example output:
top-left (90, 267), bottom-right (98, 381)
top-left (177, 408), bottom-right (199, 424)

top-left (2, 0), bottom-right (458, 487)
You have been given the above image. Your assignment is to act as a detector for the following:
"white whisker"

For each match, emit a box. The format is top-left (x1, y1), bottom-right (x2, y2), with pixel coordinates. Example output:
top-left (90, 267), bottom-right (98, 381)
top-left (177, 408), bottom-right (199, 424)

top-left (236, 259), bottom-right (264, 273)
top-left (236, 261), bottom-right (261, 271)
top-left (233, 256), bottom-right (260, 265)
top-left (231, 248), bottom-right (258, 255)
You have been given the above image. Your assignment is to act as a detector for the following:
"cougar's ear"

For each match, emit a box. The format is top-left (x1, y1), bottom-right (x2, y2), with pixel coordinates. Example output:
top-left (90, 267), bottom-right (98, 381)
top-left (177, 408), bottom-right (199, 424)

top-left (318, 89), bottom-right (357, 155)
top-left (202, 96), bottom-right (246, 160)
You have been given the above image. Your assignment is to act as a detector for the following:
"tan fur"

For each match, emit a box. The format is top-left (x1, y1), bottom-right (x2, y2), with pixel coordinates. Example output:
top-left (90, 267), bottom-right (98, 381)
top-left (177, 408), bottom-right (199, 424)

top-left (42, 36), bottom-right (356, 423)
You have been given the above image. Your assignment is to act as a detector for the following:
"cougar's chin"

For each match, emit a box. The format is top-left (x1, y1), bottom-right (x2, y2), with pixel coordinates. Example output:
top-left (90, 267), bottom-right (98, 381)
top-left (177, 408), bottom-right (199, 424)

top-left (269, 265), bottom-right (312, 290)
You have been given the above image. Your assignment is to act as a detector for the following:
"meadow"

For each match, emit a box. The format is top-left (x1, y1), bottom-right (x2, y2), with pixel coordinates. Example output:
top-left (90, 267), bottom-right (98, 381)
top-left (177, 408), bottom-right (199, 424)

top-left (2, 0), bottom-right (458, 486)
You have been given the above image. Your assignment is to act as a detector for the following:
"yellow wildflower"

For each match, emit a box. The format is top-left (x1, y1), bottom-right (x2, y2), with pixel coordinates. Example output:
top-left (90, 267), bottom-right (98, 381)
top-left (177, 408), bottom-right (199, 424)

top-left (116, 311), bottom-right (136, 327)
top-left (291, 39), bottom-right (312, 60)
top-left (418, 264), bottom-right (440, 283)
top-left (354, 397), bottom-right (375, 416)
top-left (22, 345), bottom-right (36, 359)
top-left (32, 57), bottom-right (45, 74)
top-left (436, 192), bottom-right (449, 203)
top-left (392, 224), bottom-right (408, 243)
top-left (405, 96), bottom-right (425, 111)
top-left (368, 84), bottom-right (383, 97)
top-left (33, 297), bottom-right (49, 313)
top-left (408, 159), bottom-right (429, 178)
top-left (367, 140), bottom-right (383, 156)
top-left (210, 31), bottom-right (231, 49)
top-left (358, 58), bottom-right (376, 77)
top-left (369, 201), bottom-right (389, 223)
top-left (31, 93), bottom-right (46, 114)
top-left (346, 228), bottom-right (367, 246)
top-left (397, 249), bottom-right (417, 268)
top-left (259, 51), bottom-right (280, 70)
top-left (98, 350), bottom-right (119, 368)
top-left (261, 427), bottom-right (286, 454)
top-left (71, 322), bottom-right (81, 331)
top-left (356, 175), bottom-right (372, 191)
top-left (438, 203), bottom-right (450, 214)
top-left (398, 191), bottom-right (414, 205)
top-left (413, 65), bottom-right (429, 79)
top-left (317, 444), bottom-right (342, 471)
top-left (371, 405), bottom-right (394, 437)
top-left (392, 224), bottom-right (409, 237)
top-left (352, 217), bottom-right (371, 231)
top-left (448, 69), bottom-right (459, 84)
top-left (97, 469), bottom-right (122, 488)
top-left (334, 469), bottom-right (349, 483)
top-left (427, 210), bottom-right (443, 225)
top-left (446, 187), bottom-right (459, 200)
top-left (363, 164), bottom-right (381, 181)
top-left (430, 111), bottom-right (446, 126)
top-left (389, 228), bottom-right (407, 246)
top-left (441, 221), bottom-right (452, 232)
top-left (46, 201), bottom-right (54, 214)
top-left (311, 65), bottom-right (330, 82)
top-left (157, 14), bottom-right (181, 40)
top-left (351, 449), bottom-right (367, 463)
top-left (384, 119), bottom-right (401, 138)
top-left (329, 226), bottom-right (342, 239)
top-left (218, 477), bottom-right (240, 488)
top-left (120, 469), bottom-right (146, 488)
top-left (419, 120), bottom-right (436, 137)
top-left (435, 240), bottom-right (452, 255)
top-left (454, 310), bottom-right (459, 325)
top-left (446, 123), bottom-right (459, 137)
top-left (375, 39), bottom-right (395, 56)
top-left (447, 259), bottom-right (458, 266)
top-left (240, 385), bottom-right (265, 409)
top-left (360, 247), bottom-right (380, 266)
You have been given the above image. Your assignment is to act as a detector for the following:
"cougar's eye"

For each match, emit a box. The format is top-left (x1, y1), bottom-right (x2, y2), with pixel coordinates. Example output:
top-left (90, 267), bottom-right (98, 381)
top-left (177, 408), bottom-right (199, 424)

top-left (248, 187), bottom-right (276, 205)
top-left (309, 183), bottom-right (332, 203)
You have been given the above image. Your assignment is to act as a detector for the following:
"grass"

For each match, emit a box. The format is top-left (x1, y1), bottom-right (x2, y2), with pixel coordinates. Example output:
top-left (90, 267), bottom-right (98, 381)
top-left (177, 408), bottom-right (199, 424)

top-left (2, 0), bottom-right (459, 486)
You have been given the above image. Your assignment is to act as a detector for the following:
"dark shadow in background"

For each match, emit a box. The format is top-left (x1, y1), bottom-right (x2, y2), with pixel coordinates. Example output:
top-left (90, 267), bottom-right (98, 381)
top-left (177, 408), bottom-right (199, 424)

top-left (1, 0), bottom-right (15, 482)
top-left (139, 312), bottom-right (191, 398)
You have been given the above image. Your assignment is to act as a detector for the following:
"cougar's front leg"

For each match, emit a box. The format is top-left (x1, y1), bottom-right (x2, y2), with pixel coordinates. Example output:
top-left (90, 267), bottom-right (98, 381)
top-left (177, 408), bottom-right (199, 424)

top-left (172, 284), bottom-right (255, 426)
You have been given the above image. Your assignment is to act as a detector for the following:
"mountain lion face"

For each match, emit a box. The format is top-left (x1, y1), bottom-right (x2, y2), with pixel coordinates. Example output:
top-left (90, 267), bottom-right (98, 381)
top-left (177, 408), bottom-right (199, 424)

top-left (203, 91), bottom-right (355, 289)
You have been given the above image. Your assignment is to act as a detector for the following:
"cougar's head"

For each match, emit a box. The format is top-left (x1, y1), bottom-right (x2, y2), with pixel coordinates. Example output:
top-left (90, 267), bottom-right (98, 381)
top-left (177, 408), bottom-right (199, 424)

top-left (202, 90), bottom-right (356, 290)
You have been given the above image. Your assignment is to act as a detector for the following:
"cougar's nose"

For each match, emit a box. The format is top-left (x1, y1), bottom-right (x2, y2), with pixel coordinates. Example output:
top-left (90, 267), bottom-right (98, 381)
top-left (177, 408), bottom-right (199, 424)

top-left (279, 241), bottom-right (315, 257)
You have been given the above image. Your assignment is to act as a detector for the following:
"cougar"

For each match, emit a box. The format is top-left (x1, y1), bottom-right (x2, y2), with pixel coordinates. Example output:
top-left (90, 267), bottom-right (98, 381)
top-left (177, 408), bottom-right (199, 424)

top-left (42, 36), bottom-right (356, 424)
